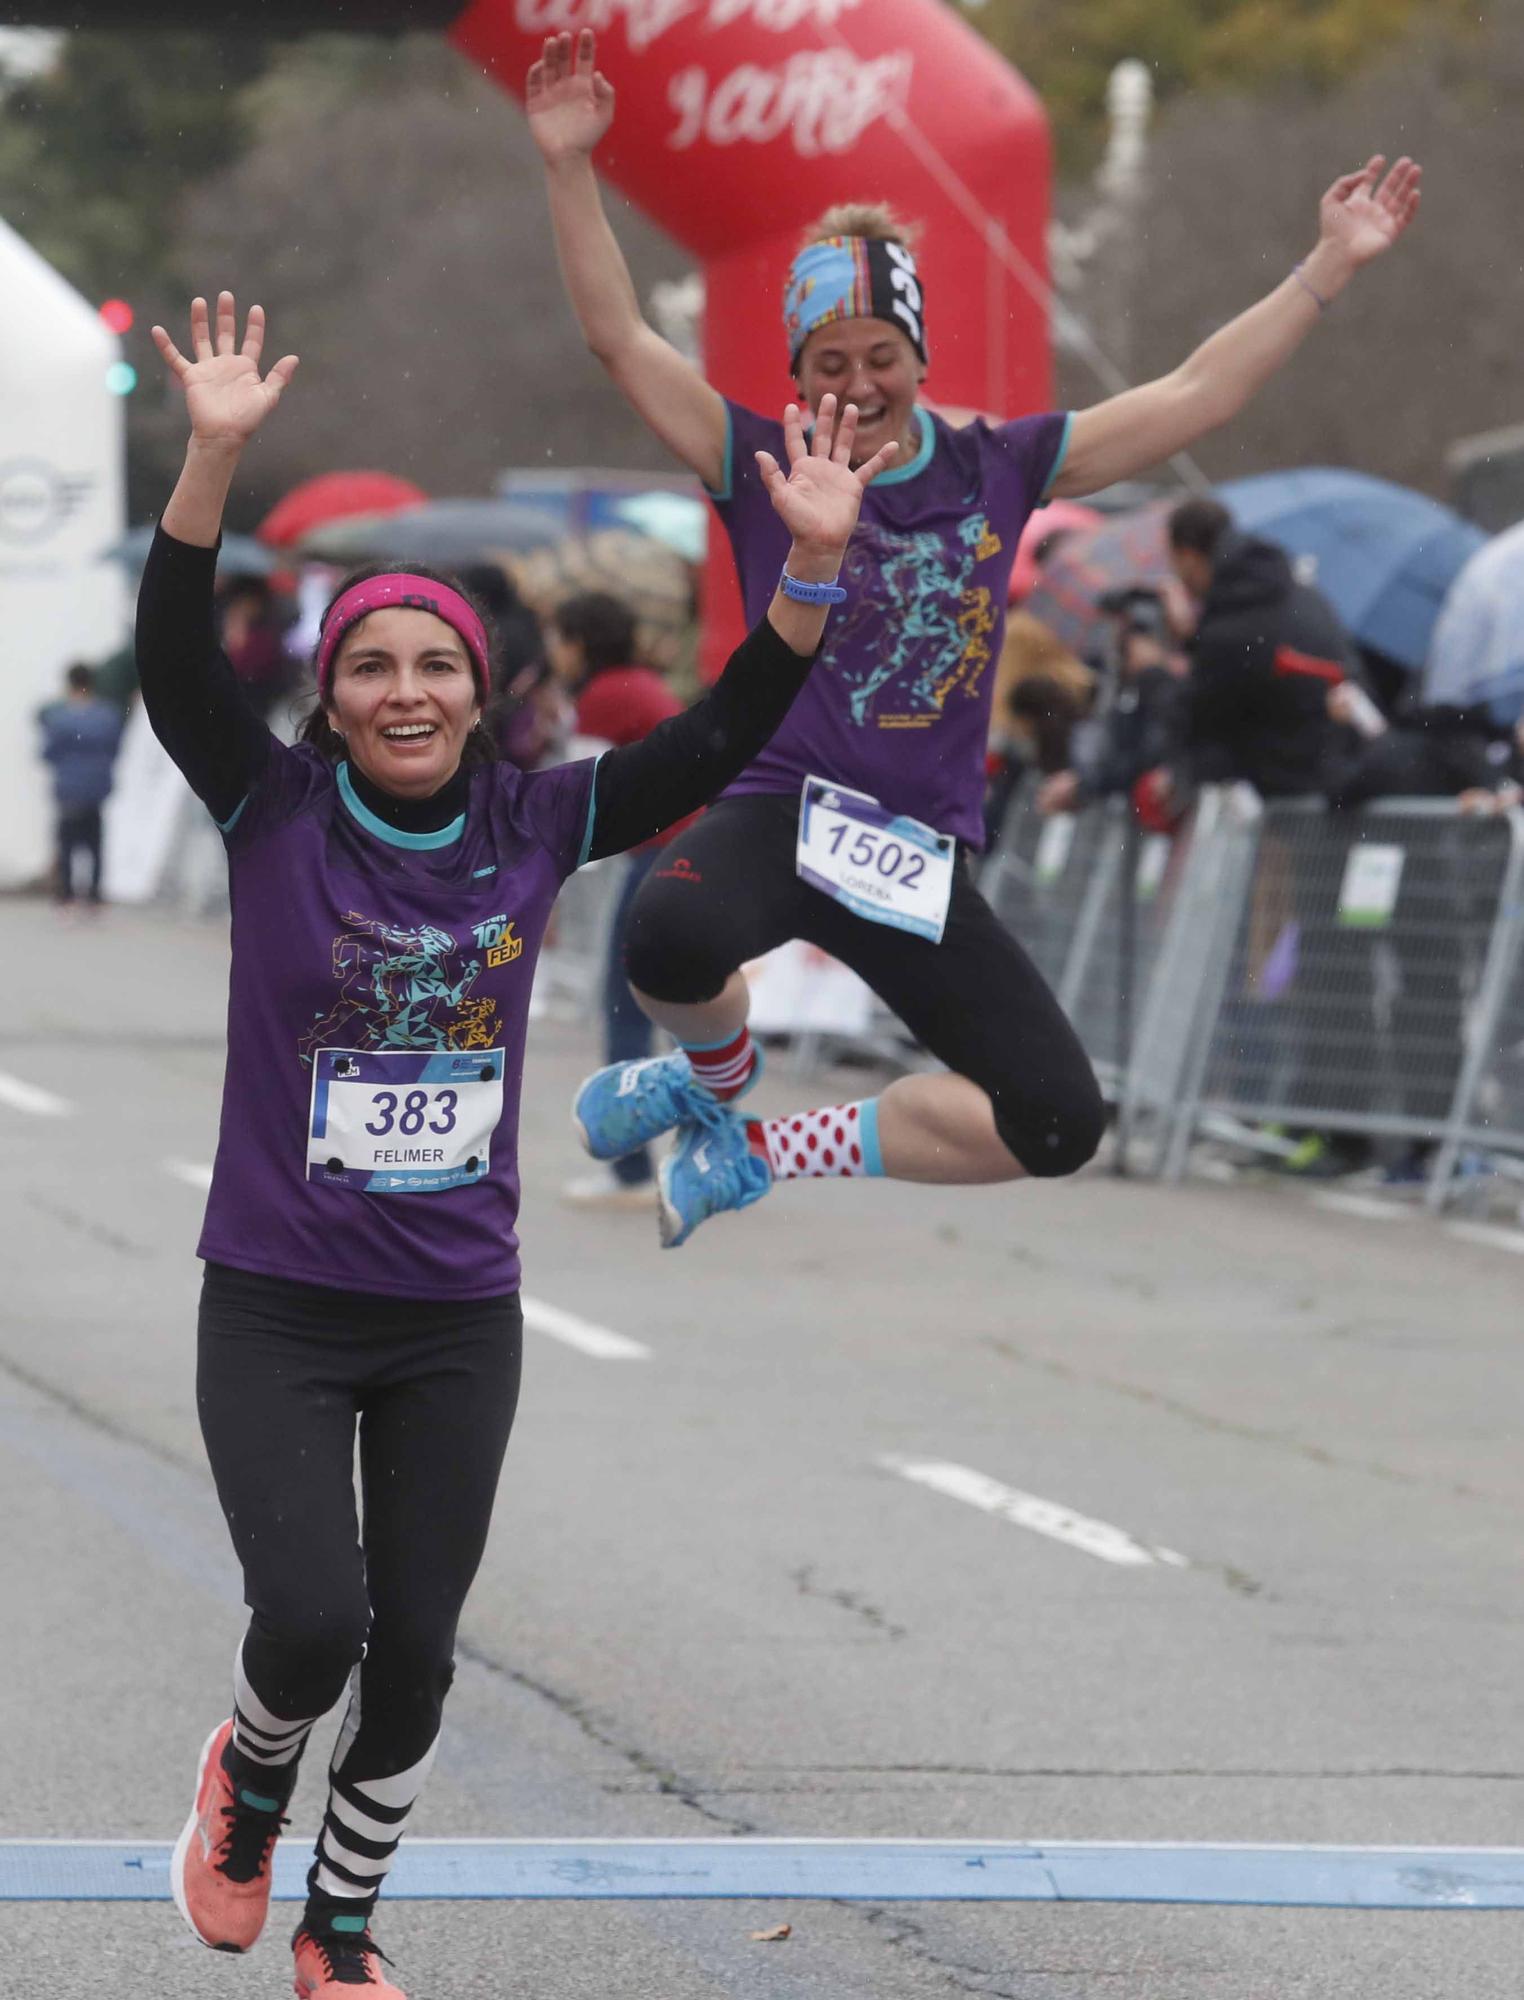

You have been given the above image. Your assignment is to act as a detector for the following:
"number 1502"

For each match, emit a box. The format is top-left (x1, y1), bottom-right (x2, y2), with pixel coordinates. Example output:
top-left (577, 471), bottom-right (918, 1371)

top-left (825, 820), bottom-right (926, 888)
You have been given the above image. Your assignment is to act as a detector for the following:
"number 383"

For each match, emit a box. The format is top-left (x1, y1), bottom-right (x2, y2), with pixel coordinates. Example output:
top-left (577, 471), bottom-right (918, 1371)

top-left (365, 1088), bottom-right (457, 1137)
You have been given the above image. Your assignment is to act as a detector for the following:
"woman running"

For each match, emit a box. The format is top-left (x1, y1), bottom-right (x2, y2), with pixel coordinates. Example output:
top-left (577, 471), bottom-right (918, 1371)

top-left (528, 28), bottom-right (1421, 1248)
top-left (140, 291), bottom-right (893, 1999)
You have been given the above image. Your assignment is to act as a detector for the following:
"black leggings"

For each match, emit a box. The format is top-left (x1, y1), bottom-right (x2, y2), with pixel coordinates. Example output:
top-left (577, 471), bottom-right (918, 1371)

top-left (625, 795), bottom-right (1105, 1177)
top-left (197, 1262), bottom-right (522, 1786)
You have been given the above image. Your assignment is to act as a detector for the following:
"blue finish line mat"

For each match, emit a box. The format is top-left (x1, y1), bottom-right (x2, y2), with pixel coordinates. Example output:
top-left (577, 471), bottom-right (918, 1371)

top-left (5, 1840), bottom-right (1524, 1908)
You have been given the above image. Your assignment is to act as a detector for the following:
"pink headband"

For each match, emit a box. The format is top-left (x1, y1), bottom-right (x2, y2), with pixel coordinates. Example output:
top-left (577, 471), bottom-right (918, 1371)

top-left (316, 574), bottom-right (491, 702)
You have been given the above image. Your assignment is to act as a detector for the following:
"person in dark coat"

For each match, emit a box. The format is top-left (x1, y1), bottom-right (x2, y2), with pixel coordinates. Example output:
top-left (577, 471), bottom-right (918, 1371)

top-left (1324, 693), bottom-right (1517, 810)
top-left (1170, 497), bottom-right (1360, 799)
top-left (36, 662), bottom-right (124, 907)
top-left (1167, 500), bottom-right (1365, 1165)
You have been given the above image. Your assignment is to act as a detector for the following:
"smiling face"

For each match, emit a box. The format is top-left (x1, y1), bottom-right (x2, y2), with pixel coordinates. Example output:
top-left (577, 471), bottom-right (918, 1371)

top-left (796, 317), bottom-right (923, 468)
top-left (325, 606), bottom-right (482, 799)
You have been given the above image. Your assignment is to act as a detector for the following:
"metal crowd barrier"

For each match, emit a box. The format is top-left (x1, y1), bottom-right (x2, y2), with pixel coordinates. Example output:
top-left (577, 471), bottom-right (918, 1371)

top-left (535, 853), bottom-right (623, 1022)
top-left (984, 788), bottom-right (1524, 1205)
top-left (1170, 798), bottom-right (1524, 1198)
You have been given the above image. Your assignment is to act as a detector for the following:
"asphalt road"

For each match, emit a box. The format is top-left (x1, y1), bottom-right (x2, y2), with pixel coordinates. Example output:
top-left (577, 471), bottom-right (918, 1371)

top-left (4, 896), bottom-right (1523, 2000)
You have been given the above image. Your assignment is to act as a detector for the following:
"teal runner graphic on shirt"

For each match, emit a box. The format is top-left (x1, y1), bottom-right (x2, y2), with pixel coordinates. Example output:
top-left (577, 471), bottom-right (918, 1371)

top-left (298, 912), bottom-right (506, 1064)
top-left (819, 514), bottom-right (1002, 730)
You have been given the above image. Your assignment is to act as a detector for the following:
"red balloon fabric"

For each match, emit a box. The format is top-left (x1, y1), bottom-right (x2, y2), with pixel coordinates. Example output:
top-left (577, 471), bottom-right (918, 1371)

top-left (257, 472), bottom-right (430, 549)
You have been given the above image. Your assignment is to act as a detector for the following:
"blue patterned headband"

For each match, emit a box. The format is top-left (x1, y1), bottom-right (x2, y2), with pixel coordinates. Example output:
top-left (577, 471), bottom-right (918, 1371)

top-left (783, 235), bottom-right (928, 370)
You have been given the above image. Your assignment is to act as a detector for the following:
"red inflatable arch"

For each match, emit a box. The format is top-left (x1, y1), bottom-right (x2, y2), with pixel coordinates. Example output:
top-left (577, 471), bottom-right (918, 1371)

top-left (451, 1), bottom-right (1053, 673)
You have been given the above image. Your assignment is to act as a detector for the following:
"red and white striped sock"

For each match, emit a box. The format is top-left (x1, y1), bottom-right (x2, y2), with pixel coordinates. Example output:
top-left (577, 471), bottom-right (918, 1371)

top-left (682, 1026), bottom-right (757, 1101)
top-left (745, 1100), bottom-right (885, 1182)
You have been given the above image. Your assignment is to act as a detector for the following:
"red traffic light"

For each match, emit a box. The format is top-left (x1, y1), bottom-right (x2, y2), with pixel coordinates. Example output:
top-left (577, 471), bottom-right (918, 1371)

top-left (99, 299), bottom-right (134, 335)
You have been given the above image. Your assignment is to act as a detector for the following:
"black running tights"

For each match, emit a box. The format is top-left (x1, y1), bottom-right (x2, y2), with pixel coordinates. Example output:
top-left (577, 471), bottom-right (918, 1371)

top-left (197, 1262), bottom-right (522, 1788)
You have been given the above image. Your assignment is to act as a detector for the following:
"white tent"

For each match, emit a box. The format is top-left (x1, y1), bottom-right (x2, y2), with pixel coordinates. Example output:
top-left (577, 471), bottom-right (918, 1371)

top-left (0, 214), bottom-right (127, 887)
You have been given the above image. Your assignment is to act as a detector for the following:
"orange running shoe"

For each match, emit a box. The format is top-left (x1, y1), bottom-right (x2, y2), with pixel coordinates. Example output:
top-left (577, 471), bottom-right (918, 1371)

top-left (170, 1719), bottom-right (286, 1952)
top-left (292, 1919), bottom-right (407, 1996)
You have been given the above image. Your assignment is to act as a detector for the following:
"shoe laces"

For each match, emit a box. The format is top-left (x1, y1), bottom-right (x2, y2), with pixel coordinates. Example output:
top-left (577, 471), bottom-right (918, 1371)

top-left (684, 1103), bottom-right (762, 1194)
top-left (301, 1926), bottom-right (393, 1986)
top-left (216, 1797), bottom-right (287, 1883)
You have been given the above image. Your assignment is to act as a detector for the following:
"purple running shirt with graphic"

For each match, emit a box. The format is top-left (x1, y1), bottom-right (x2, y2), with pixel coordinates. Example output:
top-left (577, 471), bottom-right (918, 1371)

top-left (198, 744), bottom-right (595, 1300)
top-left (712, 399), bottom-right (1071, 847)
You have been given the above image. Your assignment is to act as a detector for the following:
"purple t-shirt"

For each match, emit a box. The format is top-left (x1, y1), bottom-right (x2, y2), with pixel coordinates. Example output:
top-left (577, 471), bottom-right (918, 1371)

top-left (198, 743), bottom-right (596, 1300)
top-left (714, 400), bottom-right (1071, 847)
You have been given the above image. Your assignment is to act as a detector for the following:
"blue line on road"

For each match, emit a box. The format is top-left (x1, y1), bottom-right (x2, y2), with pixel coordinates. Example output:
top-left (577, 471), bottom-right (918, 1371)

top-left (5, 1840), bottom-right (1524, 1908)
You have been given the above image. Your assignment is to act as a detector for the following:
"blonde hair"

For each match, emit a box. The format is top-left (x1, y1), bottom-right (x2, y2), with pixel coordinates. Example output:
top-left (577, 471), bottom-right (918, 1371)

top-left (797, 203), bottom-right (922, 254)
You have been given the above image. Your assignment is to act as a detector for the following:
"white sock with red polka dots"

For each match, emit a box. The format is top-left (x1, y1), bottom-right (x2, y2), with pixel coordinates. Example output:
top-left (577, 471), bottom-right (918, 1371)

top-left (744, 1099), bottom-right (885, 1182)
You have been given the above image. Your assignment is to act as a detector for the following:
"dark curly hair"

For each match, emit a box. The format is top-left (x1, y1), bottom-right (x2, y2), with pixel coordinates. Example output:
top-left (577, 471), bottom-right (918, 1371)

top-left (299, 560), bottom-right (506, 766)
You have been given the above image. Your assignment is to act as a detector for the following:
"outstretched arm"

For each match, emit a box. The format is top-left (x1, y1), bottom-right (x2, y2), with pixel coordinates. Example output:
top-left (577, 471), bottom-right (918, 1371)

top-left (136, 293), bottom-right (298, 821)
top-left (585, 398), bottom-right (896, 859)
top-left (528, 29), bottom-right (727, 490)
top-left (1051, 156), bottom-right (1421, 499)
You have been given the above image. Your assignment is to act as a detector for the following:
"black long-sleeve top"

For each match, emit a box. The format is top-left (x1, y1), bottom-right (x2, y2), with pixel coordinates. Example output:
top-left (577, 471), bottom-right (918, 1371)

top-left (134, 527), bottom-right (816, 859)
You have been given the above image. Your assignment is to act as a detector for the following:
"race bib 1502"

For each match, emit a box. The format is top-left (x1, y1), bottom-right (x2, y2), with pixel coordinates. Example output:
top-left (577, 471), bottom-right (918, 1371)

top-left (796, 776), bottom-right (955, 944)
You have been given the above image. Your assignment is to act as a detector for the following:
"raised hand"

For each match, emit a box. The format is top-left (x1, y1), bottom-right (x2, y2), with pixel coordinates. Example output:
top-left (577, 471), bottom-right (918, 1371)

top-left (1317, 155), bottom-right (1421, 268)
top-left (526, 29), bottom-right (615, 165)
top-left (152, 293), bottom-right (299, 451)
top-left (756, 396), bottom-right (899, 560)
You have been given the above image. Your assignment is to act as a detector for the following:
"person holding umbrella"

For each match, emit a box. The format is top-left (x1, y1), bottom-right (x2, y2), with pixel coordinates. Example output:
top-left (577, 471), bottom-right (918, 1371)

top-left (528, 27), bottom-right (1422, 1247)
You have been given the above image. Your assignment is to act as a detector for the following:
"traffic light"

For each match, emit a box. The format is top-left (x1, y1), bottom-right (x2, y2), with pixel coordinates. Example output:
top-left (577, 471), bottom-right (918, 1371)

top-left (106, 361), bottom-right (138, 396)
top-left (99, 299), bottom-right (134, 335)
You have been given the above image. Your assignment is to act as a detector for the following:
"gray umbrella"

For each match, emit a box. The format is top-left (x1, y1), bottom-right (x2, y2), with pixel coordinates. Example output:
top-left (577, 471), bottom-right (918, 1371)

top-left (109, 525), bottom-right (278, 576)
top-left (299, 497), bottom-right (568, 566)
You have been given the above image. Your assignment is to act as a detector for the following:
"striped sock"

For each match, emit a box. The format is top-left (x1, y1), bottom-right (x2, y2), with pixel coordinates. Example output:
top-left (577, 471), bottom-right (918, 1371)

top-left (745, 1099), bottom-right (885, 1181)
top-left (231, 1641), bottom-right (320, 1781)
top-left (310, 1679), bottom-right (438, 1915)
top-left (682, 1025), bottom-right (756, 1101)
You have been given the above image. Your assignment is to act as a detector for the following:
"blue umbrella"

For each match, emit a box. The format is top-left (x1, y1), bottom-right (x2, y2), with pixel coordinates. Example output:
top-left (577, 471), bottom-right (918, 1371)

top-left (1215, 469), bottom-right (1486, 671)
top-left (1423, 519), bottom-right (1524, 724)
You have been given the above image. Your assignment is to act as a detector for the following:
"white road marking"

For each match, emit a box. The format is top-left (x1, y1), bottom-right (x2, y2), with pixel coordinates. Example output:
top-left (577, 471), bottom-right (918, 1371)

top-left (1311, 1191), bottom-right (1406, 1223)
top-left (0, 1071), bottom-right (70, 1117)
top-left (521, 1296), bottom-right (650, 1362)
top-left (163, 1159), bottom-right (214, 1192)
top-left (1444, 1220), bottom-right (1524, 1257)
top-left (882, 1457), bottom-right (1189, 1570)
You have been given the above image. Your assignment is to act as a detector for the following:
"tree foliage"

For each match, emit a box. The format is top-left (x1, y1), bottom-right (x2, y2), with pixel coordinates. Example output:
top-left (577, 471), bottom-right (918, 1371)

top-left (0, 31), bottom-right (278, 297)
top-left (963, 0), bottom-right (1480, 161)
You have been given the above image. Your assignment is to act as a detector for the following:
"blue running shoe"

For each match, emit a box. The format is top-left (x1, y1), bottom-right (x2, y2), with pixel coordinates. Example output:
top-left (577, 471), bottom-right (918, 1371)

top-left (572, 1047), bottom-right (761, 1162)
top-left (658, 1107), bottom-right (772, 1249)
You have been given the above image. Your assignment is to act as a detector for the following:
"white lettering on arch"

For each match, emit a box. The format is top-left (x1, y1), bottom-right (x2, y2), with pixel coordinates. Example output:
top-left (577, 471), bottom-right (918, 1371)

top-left (517, 0), bottom-right (865, 47)
top-left (666, 47), bottom-right (912, 156)
top-left (515, 0), bottom-right (699, 51)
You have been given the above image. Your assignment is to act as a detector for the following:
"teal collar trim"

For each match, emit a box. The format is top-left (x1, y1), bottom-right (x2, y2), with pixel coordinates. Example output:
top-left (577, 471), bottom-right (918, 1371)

top-left (337, 763), bottom-right (465, 850)
top-left (1039, 410), bottom-right (1075, 501)
top-left (872, 405), bottom-right (937, 487)
top-left (575, 751), bottom-right (605, 870)
top-left (705, 403), bottom-right (735, 504)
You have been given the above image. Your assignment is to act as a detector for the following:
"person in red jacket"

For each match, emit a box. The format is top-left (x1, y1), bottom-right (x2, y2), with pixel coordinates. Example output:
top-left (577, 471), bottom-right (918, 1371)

top-left (547, 590), bottom-right (690, 1206)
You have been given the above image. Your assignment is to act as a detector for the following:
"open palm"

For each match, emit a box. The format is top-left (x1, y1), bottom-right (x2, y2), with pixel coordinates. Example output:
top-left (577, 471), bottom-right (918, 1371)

top-left (756, 397), bottom-right (899, 553)
top-left (526, 30), bottom-right (615, 164)
top-left (1319, 155), bottom-right (1421, 267)
top-left (152, 293), bottom-right (299, 449)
